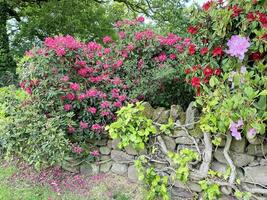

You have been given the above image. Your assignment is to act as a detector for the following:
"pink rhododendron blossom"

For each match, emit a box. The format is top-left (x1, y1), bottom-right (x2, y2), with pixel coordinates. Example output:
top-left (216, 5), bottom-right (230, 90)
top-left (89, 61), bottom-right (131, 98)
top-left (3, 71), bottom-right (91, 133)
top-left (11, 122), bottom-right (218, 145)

top-left (68, 125), bottom-right (75, 134)
top-left (87, 107), bottom-right (97, 114)
top-left (90, 150), bottom-right (100, 157)
top-left (78, 93), bottom-right (87, 100)
top-left (79, 121), bottom-right (88, 129)
top-left (86, 89), bottom-right (98, 97)
top-left (66, 93), bottom-right (76, 101)
top-left (55, 48), bottom-right (66, 56)
top-left (104, 48), bottom-right (111, 54)
top-left (70, 83), bottom-right (80, 91)
top-left (91, 124), bottom-right (102, 131)
top-left (226, 35), bottom-right (250, 60)
top-left (118, 31), bottom-right (126, 39)
top-left (61, 75), bottom-right (69, 82)
top-left (103, 36), bottom-right (112, 44)
top-left (100, 111), bottom-right (110, 116)
top-left (100, 101), bottom-right (110, 109)
top-left (113, 101), bottom-right (122, 108)
top-left (64, 104), bottom-right (72, 111)
top-left (169, 54), bottom-right (176, 60)
top-left (137, 16), bottom-right (145, 22)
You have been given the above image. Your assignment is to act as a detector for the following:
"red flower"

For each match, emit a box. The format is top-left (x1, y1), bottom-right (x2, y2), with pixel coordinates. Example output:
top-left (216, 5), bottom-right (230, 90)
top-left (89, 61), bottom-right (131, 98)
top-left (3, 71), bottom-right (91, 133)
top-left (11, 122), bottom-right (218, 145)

top-left (188, 44), bottom-right (196, 55)
top-left (214, 68), bottom-right (221, 76)
top-left (203, 66), bottom-right (213, 77)
top-left (212, 46), bottom-right (223, 57)
top-left (247, 12), bottom-right (256, 22)
top-left (184, 68), bottom-right (191, 74)
top-left (192, 65), bottom-right (201, 72)
top-left (202, 1), bottom-right (213, 11)
top-left (187, 26), bottom-right (198, 35)
top-left (229, 5), bottom-right (242, 17)
top-left (191, 77), bottom-right (201, 88)
top-left (258, 13), bottom-right (267, 28)
top-left (200, 47), bottom-right (209, 55)
top-left (261, 34), bottom-right (267, 40)
top-left (250, 52), bottom-right (264, 61)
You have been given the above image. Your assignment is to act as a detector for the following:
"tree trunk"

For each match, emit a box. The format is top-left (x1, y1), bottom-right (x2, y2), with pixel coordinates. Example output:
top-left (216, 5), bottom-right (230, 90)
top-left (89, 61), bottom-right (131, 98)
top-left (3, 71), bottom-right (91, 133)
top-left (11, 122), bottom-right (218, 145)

top-left (0, 1), bottom-right (16, 82)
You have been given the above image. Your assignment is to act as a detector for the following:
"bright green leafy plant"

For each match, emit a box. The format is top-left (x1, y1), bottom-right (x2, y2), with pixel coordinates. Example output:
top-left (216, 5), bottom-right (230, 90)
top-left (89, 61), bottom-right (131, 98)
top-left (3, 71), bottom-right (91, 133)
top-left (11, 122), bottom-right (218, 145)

top-left (199, 180), bottom-right (221, 200)
top-left (135, 156), bottom-right (169, 200)
top-left (168, 148), bottom-right (199, 183)
top-left (106, 102), bottom-right (157, 150)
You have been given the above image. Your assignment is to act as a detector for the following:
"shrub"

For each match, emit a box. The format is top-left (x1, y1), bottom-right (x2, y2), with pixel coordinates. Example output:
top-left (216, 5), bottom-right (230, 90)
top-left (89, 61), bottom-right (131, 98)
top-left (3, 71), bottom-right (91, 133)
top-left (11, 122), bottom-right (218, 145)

top-left (182, 0), bottom-right (266, 141)
top-left (3, 104), bottom-right (72, 168)
top-left (0, 86), bottom-right (28, 155)
top-left (18, 16), bottom-right (196, 154)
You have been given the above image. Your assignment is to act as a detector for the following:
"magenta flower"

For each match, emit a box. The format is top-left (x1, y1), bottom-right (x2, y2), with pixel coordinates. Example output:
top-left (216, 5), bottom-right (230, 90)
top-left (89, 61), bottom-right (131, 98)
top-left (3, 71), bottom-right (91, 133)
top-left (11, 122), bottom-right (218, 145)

top-left (103, 36), bottom-right (112, 44)
top-left (66, 93), bottom-right (75, 101)
top-left (79, 121), bottom-right (88, 129)
top-left (137, 16), bottom-right (145, 22)
top-left (91, 124), bottom-right (102, 131)
top-left (61, 75), bottom-right (69, 82)
top-left (100, 101), bottom-right (110, 109)
top-left (70, 83), bottom-right (80, 91)
top-left (86, 89), bottom-right (98, 97)
top-left (64, 104), bottom-right (72, 111)
top-left (90, 150), bottom-right (100, 157)
top-left (87, 107), bottom-right (97, 114)
top-left (226, 35), bottom-right (250, 60)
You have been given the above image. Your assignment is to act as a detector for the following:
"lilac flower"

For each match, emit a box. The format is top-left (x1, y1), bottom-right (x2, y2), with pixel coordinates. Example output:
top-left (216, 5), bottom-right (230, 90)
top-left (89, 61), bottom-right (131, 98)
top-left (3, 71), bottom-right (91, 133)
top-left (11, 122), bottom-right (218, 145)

top-left (240, 66), bottom-right (247, 74)
top-left (226, 35), bottom-right (250, 60)
top-left (248, 128), bottom-right (256, 137)
top-left (229, 119), bottom-right (243, 140)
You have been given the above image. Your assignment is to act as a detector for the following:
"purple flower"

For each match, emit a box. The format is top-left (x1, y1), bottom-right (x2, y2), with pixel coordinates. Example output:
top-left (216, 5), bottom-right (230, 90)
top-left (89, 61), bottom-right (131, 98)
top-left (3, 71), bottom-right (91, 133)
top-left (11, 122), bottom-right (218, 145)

top-left (226, 35), bottom-right (250, 60)
top-left (229, 119), bottom-right (243, 140)
top-left (240, 66), bottom-right (247, 74)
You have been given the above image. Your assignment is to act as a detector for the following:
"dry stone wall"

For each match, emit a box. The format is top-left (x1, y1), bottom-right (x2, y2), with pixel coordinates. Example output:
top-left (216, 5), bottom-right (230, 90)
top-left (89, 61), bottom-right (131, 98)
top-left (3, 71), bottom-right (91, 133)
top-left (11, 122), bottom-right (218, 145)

top-left (68, 102), bottom-right (267, 199)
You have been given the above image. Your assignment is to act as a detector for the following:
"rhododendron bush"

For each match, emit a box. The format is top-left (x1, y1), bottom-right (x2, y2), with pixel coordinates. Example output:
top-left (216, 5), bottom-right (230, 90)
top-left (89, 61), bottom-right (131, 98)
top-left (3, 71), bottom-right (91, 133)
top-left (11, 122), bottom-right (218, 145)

top-left (181, 0), bottom-right (267, 143)
top-left (15, 16), bottom-right (198, 165)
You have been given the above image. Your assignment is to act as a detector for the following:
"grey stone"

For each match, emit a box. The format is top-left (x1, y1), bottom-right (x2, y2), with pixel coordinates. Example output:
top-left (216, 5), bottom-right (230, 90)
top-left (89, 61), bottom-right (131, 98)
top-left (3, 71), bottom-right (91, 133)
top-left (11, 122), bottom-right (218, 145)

top-left (163, 136), bottom-right (176, 151)
top-left (153, 107), bottom-right (165, 121)
top-left (80, 163), bottom-right (99, 175)
top-left (107, 140), bottom-right (113, 148)
top-left (246, 144), bottom-right (267, 156)
top-left (174, 180), bottom-right (201, 192)
top-left (211, 162), bottom-right (228, 174)
top-left (127, 165), bottom-right (139, 182)
top-left (211, 162), bottom-right (244, 178)
top-left (244, 166), bottom-right (267, 185)
top-left (171, 187), bottom-right (195, 199)
top-left (95, 139), bottom-right (108, 146)
top-left (111, 139), bottom-right (120, 150)
top-left (138, 148), bottom-right (147, 155)
top-left (111, 163), bottom-right (127, 175)
top-left (99, 147), bottom-right (111, 155)
top-left (100, 155), bottom-right (110, 161)
top-left (185, 102), bottom-right (198, 129)
top-left (61, 157), bottom-right (81, 173)
top-left (157, 110), bottom-right (170, 124)
top-left (260, 159), bottom-right (267, 166)
top-left (100, 162), bottom-right (112, 173)
top-left (125, 145), bottom-right (138, 155)
top-left (230, 138), bottom-right (247, 153)
top-left (170, 105), bottom-right (183, 121)
top-left (110, 150), bottom-right (134, 162)
top-left (214, 149), bottom-right (254, 167)
top-left (248, 160), bottom-right (260, 167)
top-left (175, 136), bottom-right (193, 145)
top-left (142, 102), bottom-right (154, 119)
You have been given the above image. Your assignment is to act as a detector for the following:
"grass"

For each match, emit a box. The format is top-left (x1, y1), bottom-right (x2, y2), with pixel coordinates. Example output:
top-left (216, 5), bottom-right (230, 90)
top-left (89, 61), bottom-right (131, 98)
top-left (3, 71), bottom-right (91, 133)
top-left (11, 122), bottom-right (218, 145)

top-left (0, 161), bottom-right (143, 200)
